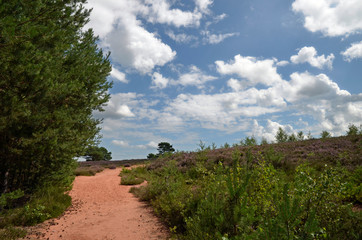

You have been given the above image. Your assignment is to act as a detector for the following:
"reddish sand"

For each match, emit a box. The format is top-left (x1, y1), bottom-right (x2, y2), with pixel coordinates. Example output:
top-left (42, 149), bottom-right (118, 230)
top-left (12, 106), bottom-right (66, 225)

top-left (24, 168), bottom-right (169, 240)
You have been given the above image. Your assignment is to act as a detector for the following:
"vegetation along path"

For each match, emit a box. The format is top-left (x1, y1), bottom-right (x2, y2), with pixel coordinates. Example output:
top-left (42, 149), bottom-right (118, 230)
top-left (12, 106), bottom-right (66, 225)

top-left (25, 167), bottom-right (169, 240)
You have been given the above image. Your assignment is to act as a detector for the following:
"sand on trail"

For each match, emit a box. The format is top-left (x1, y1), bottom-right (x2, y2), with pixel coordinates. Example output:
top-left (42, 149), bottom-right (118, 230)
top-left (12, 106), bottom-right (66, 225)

top-left (25, 167), bottom-right (169, 240)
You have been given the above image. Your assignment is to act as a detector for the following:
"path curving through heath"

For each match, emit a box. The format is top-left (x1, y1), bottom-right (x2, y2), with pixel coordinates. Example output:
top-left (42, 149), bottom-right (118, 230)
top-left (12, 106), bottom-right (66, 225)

top-left (25, 167), bottom-right (169, 240)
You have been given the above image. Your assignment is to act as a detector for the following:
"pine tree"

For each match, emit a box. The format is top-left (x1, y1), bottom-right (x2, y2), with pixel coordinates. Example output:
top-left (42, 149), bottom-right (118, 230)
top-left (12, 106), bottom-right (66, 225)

top-left (0, 0), bottom-right (112, 194)
top-left (275, 127), bottom-right (288, 143)
top-left (157, 142), bottom-right (175, 155)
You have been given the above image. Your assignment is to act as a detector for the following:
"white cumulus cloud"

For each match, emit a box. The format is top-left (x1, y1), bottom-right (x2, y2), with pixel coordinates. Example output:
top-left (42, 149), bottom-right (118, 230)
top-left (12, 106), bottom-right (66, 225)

top-left (107, 14), bottom-right (176, 74)
top-left (252, 120), bottom-right (295, 142)
top-left (341, 41), bottom-right (362, 62)
top-left (112, 140), bottom-right (129, 147)
top-left (292, 0), bottom-right (362, 37)
top-left (86, 0), bottom-right (215, 74)
top-left (195, 0), bottom-right (213, 14)
top-left (290, 46), bottom-right (334, 69)
top-left (144, 0), bottom-right (203, 27)
top-left (110, 67), bottom-right (128, 83)
top-left (95, 93), bottom-right (139, 119)
top-left (227, 78), bottom-right (247, 91)
top-left (173, 65), bottom-right (217, 88)
top-left (284, 71), bottom-right (350, 102)
top-left (116, 105), bottom-right (135, 118)
top-left (164, 90), bottom-right (285, 131)
top-left (151, 72), bottom-right (170, 89)
top-left (276, 60), bottom-right (289, 67)
top-left (216, 55), bottom-right (283, 86)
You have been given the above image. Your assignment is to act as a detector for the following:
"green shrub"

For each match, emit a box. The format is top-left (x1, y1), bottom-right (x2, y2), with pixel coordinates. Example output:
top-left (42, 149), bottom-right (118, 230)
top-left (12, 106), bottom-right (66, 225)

top-left (21, 185), bottom-right (72, 226)
top-left (0, 226), bottom-right (26, 240)
top-left (120, 175), bottom-right (144, 185)
top-left (128, 150), bottom-right (361, 239)
top-left (120, 166), bottom-right (148, 185)
top-left (0, 184), bottom-right (72, 231)
top-left (185, 157), bottom-right (255, 239)
top-left (264, 147), bottom-right (284, 169)
top-left (0, 190), bottom-right (24, 210)
top-left (256, 184), bottom-right (321, 240)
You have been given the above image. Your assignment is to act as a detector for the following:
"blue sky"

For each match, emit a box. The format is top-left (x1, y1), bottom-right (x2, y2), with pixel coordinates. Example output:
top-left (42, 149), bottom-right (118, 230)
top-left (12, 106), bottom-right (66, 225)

top-left (85, 0), bottom-right (362, 159)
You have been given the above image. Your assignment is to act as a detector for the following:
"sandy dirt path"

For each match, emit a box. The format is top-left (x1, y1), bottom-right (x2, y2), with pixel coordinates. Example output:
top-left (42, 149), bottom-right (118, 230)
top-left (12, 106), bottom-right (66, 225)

top-left (25, 167), bottom-right (169, 240)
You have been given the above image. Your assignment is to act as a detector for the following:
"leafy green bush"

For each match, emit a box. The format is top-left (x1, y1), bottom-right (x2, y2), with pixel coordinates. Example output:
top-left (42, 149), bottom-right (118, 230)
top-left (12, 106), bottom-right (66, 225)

top-left (120, 175), bottom-right (144, 185)
top-left (21, 185), bottom-right (72, 226)
top-left (0, 190), bottom-right (24, 210)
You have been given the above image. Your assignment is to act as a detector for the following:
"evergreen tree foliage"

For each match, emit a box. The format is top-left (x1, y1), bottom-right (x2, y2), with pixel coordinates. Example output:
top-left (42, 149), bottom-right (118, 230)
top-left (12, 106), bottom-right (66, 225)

top-left (0, 0), bottom-right (112, 194)
top-left (147, 153), bottom-right (157, 159)
top-left (157, 142), bottom-right (175, 155)
top-left (296, 131), bottom-right (304, 141)
top-left (320, 131), bottom-right (332, 139)
top-left (84, 146), bottom-right (112, 161)
top-left (242, 136), bottom-right (257, 146)
top-left (288, 133), bottom-right (297, 142)
top-left (275, 127), bottom-right (288, 143)
top-left (346, 124), bottom-right (361, 136)
top-left (260, 137), bottom-right (269, 145)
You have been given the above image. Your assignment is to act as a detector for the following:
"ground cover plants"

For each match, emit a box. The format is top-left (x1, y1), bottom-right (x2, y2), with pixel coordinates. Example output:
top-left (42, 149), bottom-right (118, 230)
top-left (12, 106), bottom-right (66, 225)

top-left (120, 166), bottom-right (148, 185)
top-left (129, 135), bottom-right (362, 239)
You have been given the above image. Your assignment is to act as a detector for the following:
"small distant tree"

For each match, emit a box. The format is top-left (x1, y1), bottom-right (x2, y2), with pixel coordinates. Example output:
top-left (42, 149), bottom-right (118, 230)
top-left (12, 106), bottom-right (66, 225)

top-left (288, 133), bottom-right (297, 142)
top-left (346, 124), bottom-right (361, 136)
top-left (223, 142), bottom-right (230, 149)
top-left (198, 140), bottom-right (206, 151)
top-left (157, 142), bottom-right (175, 155)
top-left (147, 153), bottom-right (157, 159)
top-left (320, 131), bottom-right (332, 139)
top-left (307, 131), bottom-right (313, 140)
top-left (296, 131), bottom-right (304, 141)
top-left (261, 137), bottom-right (269, 145)
top-left (244, 136), bottom-right (257, 146)
top-left (275, 127), bottom-right (288, 143)
top-left (84, 146), bottom-right (112, 161)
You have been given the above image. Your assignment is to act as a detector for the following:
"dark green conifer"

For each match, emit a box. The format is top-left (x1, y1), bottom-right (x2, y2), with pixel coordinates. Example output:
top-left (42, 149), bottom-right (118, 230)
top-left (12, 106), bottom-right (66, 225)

top-left (0, 0), bottom-right (112, 193)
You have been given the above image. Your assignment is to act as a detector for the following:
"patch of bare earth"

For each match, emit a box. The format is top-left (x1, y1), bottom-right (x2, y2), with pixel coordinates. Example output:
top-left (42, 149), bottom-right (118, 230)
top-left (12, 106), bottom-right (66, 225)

top-left (24, 167), bottom-right (169, 240)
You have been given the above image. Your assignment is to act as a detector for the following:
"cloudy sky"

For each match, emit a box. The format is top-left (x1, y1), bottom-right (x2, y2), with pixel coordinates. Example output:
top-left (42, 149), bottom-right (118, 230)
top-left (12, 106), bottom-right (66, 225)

top-left (85, 0), bottom-right (362, 159)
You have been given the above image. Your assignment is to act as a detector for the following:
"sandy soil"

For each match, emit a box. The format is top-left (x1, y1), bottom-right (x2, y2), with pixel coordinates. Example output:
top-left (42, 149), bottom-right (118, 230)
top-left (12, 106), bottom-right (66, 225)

top-left (24, 167), bottom-right (169, 240)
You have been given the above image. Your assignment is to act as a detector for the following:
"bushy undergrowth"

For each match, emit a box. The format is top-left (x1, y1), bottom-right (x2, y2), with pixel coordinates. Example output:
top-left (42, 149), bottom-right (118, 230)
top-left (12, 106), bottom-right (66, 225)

top-left (0, 226), bottom-right (26, 240)
top-left (120, 166), bottom-right (147, 185)
top-left (0, 184), bottom-right (72, 238)
top-left (129, 148), bottom-right (361, 239)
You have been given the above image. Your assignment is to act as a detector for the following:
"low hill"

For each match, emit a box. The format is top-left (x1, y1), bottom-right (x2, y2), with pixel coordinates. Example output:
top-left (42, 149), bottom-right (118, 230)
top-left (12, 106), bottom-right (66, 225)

top-left (149, 135), bottom-right (361, 171)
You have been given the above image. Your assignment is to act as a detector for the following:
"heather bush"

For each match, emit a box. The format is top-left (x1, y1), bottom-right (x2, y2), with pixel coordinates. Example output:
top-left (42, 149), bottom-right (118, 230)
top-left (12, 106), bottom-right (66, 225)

top-left (130, 147), bottom-right (361, 239)
top-left (74, 165), bottom-right (105, 176)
